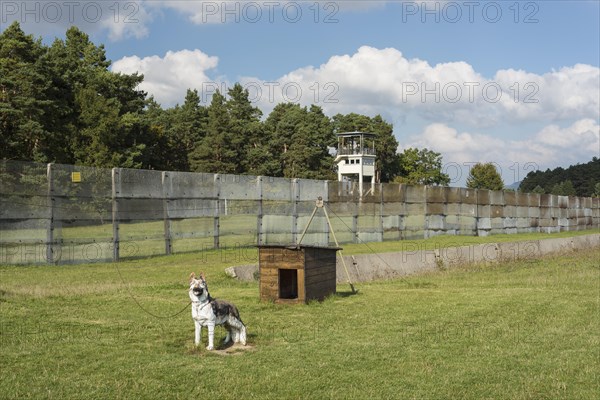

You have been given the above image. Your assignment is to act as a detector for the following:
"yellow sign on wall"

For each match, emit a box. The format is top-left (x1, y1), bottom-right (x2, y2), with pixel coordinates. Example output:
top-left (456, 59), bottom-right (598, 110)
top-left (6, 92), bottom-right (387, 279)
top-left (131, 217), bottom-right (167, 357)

top-left (71, 172), bottom-right (82, 183)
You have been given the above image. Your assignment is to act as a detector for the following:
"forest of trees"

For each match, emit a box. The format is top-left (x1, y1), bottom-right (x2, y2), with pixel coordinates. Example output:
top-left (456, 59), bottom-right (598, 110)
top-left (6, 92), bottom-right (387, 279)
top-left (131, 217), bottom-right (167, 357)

top-left (0, 22), bottom-right (404, 182)
top-left (519, 157), bottom-right (600, 197)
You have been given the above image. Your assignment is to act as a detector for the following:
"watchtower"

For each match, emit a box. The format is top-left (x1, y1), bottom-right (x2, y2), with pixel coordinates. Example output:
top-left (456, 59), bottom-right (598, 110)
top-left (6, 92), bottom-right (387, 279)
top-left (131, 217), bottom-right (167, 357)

top-left (334, 131), bottom-right (377, 194)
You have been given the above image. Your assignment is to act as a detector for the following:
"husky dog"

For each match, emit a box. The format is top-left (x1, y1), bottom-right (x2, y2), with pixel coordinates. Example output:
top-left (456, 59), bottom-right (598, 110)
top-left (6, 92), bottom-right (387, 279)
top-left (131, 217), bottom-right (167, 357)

top-left (189, 272), bottom-right (247, 350)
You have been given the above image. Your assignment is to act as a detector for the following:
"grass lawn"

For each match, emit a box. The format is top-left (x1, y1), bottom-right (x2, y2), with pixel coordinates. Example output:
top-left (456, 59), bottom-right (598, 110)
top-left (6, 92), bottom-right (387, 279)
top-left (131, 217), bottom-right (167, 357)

top-left (0, 235), bottom-right (598, 399)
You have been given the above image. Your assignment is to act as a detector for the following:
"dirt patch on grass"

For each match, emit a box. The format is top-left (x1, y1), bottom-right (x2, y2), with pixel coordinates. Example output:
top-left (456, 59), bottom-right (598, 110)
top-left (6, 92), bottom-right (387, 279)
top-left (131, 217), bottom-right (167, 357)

top-left (186, 342), bottom-right (256, 357)
top-left (212, 343), bottom-right (256, 356)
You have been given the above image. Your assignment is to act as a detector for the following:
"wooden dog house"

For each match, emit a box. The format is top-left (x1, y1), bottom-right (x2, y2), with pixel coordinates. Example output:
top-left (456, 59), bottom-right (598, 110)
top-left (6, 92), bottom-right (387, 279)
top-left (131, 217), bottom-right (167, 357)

top-left (258, 244), bottom-right (340, 304)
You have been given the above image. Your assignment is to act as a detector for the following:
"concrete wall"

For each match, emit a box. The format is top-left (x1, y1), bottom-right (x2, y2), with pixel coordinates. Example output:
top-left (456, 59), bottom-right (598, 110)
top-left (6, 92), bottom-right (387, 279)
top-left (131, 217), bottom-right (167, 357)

top-left (1, 160), bottom-right (598, 265)
top-left (335, 233), bottom-right (600, 283)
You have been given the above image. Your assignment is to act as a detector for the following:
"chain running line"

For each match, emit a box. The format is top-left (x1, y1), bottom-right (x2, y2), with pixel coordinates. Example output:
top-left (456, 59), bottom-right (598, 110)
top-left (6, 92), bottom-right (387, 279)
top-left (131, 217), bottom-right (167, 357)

top-left (114, 261), bottom-right (191, 319)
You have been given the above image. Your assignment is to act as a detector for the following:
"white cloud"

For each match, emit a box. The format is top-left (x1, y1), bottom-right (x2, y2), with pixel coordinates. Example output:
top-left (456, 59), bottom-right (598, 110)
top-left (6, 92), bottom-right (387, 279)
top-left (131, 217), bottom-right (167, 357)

top-left (404, 123), bottom-right (505, 160)
top-left (111, 49), bottom-right (219, 106)
top-left (241, 46), bottom-right (599, 128)
top-left (493, 64), bottom-right (600, 121)
top-left (532, 118), bottom-right (599, 150)
top-left (402, 119), bottom-right (600, 185)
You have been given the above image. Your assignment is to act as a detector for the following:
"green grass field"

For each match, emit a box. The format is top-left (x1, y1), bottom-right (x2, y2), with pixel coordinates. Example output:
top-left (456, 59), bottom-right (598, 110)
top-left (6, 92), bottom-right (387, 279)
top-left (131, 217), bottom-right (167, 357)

top-left (0, 233), bottom-right (598, 399)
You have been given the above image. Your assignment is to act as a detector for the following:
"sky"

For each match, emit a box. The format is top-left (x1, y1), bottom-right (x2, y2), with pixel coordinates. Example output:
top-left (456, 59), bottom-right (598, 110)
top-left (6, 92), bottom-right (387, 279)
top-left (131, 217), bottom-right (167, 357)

top-left (1, 0), bottom-right (599, 186)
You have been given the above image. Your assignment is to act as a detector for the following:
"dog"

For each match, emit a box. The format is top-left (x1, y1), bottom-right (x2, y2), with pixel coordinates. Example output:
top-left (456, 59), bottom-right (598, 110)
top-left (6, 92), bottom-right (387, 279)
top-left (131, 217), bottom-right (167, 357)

top-left (189, 272), bottom-right (247, 350)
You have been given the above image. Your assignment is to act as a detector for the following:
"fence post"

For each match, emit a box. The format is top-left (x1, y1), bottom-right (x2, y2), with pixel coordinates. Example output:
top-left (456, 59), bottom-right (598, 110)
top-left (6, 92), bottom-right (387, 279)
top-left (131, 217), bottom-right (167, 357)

top-left (399, 184), bottom-right (406, 240)
top-left (214, 174), bottom-right (221, 249)
top-left (532, 193), bottom-right (541, 233)
top-left (46, 163), bottom-right (55, 264)
top-left (379, 182), bottom-right (384, 242)
top-left (112, 168), bottom-right (121, 262)
top-left (353, 183), bottom-right (359, 243)
top-left (423, 185), bottom-right (428, 239)
top-left (257, 176), bottom-right (263, 246)
top-left (162, 171), bottom-right (172, 255)
top-left (324, 180), bottom-right (330, 245)
top-left (292, 178), bottom-right (299, 245)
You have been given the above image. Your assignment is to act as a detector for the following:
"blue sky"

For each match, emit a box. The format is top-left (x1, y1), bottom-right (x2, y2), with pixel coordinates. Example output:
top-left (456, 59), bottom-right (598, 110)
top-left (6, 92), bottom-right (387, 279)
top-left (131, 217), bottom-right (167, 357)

top-left (2, 1), bottom-right (599, 185)
top-left (104, 1), bottom-right (599, 78)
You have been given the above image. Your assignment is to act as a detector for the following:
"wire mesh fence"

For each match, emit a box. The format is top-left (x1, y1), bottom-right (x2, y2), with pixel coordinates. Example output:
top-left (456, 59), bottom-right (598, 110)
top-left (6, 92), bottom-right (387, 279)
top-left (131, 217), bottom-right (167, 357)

top-left (1, 160), bottom-right (598, 264)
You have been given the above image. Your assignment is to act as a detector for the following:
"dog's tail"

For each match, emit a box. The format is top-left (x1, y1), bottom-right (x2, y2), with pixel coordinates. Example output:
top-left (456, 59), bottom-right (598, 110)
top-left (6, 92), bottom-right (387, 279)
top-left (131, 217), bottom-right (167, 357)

top-left (232, 304), bottom-right (244, 326)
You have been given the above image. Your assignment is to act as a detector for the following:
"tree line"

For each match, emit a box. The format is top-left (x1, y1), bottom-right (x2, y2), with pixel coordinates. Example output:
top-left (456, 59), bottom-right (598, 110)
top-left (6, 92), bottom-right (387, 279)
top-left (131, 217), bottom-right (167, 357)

top-left (519, 157), bottom-right (600, 197)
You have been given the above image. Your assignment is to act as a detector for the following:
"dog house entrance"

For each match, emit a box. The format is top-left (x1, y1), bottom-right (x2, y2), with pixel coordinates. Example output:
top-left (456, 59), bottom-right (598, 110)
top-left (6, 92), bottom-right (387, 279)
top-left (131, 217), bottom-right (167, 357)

top-left (279, 269), bottom-right (298, 299)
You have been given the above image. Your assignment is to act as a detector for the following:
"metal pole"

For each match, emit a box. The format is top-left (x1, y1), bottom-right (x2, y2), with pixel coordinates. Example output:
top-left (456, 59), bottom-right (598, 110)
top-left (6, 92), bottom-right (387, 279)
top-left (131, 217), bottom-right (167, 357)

top-left (46, 163), bottom-right (54, 264)
top-left (111, 168), bottom-right (120, 262)
top-left (214, 174), bottom-right (221, 249)
top-left (256, 176), bottom-right (263, 246)
top-left (292, 178), bottom-right (299, 245)
top-left (162, 171), bottom-right (172, 255)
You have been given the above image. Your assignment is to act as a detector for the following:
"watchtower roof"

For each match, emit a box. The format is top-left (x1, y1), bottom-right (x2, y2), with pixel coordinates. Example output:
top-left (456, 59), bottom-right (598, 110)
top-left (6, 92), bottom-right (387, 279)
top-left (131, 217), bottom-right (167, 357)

top-left (336, 131), bottom-right (376, 138)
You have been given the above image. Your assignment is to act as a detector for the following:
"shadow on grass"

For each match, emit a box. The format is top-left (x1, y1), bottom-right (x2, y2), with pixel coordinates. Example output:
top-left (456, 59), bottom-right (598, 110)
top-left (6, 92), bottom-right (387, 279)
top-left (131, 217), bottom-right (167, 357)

top-left (334, 290), bottom-right (360, 298)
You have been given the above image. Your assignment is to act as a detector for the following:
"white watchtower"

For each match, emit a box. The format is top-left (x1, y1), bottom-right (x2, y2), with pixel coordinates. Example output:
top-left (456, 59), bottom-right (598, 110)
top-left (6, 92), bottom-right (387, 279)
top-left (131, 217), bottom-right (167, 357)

top-left (334, 131), bottom-right (377, 194)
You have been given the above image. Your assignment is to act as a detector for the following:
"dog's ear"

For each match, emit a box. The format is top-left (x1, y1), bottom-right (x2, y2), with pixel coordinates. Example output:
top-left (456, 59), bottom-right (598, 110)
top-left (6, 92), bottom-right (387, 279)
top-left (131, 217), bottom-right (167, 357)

top-left (189, 272), bottom-right (196, 282)
top-left (200, 272), bottom-right (206, 282)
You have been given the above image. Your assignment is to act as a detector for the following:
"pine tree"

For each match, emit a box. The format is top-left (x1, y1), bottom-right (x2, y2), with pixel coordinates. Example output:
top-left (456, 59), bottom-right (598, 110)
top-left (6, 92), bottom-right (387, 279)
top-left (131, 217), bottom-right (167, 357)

top-left (189, 91), bottom-right (237, 173)
top-left (263, 103), bottom-right (335, 180)
top-left (370, 115), bottom-right (400, 183)
top-left (226, 83), bottom-right (262, 174)
top-left (160, 89), bottom-right (207, 171)
top-left (550, 180), bottom-right (577, 196)
top-left (593, 182), bottom-right (600, 197)
top-left (0, 22), bottom-right (51, 162)
top-left (532, 185), bottom-right (545, 194)
top-left (136, 97), bottom-right (170, 170)
top-left (261, 102), bottom-right (297, 177)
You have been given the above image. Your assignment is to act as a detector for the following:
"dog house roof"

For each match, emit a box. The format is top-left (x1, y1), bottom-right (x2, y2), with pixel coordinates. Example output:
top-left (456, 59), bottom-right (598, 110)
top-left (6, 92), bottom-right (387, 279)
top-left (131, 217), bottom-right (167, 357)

top-left (257, 244), bottom-right (342, 251)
